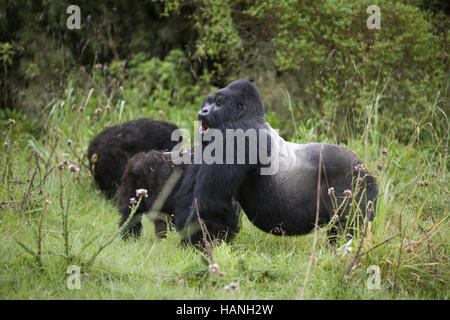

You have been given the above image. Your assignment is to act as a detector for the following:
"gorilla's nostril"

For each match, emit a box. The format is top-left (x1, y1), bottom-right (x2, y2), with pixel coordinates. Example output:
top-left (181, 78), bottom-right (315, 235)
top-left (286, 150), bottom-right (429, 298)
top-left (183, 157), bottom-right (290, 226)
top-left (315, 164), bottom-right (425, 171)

top-left (202, 109), bottom-right (208, 113)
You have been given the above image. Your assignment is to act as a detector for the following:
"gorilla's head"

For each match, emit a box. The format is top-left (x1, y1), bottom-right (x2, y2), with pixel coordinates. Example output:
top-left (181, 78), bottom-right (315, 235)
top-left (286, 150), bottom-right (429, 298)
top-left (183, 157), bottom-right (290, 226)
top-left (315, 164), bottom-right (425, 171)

top-left (198, 80), bottom-right (265, 133)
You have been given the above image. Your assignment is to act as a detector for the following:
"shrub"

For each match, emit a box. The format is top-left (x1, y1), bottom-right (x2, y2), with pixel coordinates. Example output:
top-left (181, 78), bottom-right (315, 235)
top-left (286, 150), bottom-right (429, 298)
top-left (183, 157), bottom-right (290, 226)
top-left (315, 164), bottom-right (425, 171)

top-left (161, 0), bottom-right (448, 142)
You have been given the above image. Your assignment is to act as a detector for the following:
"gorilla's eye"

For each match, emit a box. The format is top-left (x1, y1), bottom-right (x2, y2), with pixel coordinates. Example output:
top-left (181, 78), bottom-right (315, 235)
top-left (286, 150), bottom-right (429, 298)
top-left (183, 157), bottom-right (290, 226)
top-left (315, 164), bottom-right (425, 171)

top-left (216, 97), bottom-right (223, 105)
top-left (237, 103), bottom-right (243, 110)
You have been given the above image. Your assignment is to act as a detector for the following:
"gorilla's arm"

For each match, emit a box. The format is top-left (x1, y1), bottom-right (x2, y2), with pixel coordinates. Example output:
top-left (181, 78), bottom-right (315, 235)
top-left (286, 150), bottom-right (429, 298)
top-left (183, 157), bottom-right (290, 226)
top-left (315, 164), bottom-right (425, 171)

top-left (174, 163), bottom-right (247, 246)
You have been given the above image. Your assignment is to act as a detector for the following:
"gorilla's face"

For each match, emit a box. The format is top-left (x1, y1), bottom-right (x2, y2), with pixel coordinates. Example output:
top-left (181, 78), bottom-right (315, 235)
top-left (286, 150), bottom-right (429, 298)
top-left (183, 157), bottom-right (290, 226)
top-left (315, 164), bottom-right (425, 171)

top-left (198, 80), bottom-right (265, 133)
top-left (198, 89), bottom-right (238, 133)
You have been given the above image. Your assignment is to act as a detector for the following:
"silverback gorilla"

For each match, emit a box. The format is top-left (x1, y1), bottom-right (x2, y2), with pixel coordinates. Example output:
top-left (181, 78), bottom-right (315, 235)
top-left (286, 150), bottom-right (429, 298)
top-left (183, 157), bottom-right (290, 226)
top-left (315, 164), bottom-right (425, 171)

top-left (172, 80), bottom-right (378, 245)
top-left (87, 118), bottom-right (179, 198)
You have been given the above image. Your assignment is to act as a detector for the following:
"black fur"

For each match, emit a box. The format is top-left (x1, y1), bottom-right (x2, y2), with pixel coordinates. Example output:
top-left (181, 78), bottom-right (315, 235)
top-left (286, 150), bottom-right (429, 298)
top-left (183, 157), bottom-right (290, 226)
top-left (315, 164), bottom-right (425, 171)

top-left (117, 147), bottom-right (241, 242)
top-left (87, 118), bottom-right (179, 198)
top-left (174, 80), bottom-right (378, 245)
top-left (117, 150), bottom-right (184, 239)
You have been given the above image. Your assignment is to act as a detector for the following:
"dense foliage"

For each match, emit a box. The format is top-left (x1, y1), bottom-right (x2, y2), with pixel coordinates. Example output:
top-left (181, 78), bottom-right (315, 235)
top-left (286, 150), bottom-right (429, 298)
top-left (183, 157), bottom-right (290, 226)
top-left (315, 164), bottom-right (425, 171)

top-left (159, 0), bottom-right (449, 142)
top-left (1, 0), bottom-right (448, 142)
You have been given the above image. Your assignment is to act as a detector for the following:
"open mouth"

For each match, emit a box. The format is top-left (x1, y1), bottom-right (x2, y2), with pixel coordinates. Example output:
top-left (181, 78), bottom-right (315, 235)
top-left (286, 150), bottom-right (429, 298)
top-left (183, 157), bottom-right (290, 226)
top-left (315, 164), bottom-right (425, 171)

top-left (199, 123), bottom-right (209, 134)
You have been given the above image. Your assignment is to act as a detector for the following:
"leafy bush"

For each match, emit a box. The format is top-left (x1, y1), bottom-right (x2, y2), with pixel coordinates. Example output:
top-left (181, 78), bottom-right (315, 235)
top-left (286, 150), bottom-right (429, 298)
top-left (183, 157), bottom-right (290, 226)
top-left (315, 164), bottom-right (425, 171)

top-left (1, 0), bottom-right (448, 143)
top-left (0, 0), bottom-right (195, 113)
top-left (161, 0), bottom-right (448, 142)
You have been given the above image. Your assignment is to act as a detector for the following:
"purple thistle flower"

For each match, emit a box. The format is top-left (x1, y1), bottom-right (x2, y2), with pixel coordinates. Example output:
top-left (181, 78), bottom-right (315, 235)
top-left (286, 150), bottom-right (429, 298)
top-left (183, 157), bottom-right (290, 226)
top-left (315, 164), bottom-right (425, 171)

top-left (129, 197), bottom-right (138, 205)
top-left (224, 282), bottom-right (239, 291)
top-left (209, 263), bottom-right (219, 274)
top-left (343, 189), bottom-right (352, 197)
top-left (208, 263), bottom-right (225, 277)
top-left (67, 139), bottom-right (73, 146)
top-left (229, 282), bottom-right (239, 290)
top-left (328, 187), bottom-right (335, 196)
top-left (136, 188), bottom-right (148, 198)
top-left (68, 164), bottom-right (80, 173)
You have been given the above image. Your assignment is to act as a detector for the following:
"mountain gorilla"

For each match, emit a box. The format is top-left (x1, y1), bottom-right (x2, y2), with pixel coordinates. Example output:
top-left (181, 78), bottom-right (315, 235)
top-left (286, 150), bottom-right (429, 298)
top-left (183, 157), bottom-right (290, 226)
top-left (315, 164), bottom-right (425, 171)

top-left (87, 118), bottom-right (179, 198)
top-left (173, 80), bottom-right (378, 246)
top-left (117, 148), bottom-right (241, 240)
top-left (117, 150), bottom-right (184, 239)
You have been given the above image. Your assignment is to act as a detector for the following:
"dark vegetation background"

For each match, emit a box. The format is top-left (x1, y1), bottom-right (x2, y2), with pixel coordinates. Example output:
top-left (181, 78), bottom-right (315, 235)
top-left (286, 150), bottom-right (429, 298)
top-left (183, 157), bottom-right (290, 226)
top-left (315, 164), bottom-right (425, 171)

top-left (1, 0), bottom-right (448, 143)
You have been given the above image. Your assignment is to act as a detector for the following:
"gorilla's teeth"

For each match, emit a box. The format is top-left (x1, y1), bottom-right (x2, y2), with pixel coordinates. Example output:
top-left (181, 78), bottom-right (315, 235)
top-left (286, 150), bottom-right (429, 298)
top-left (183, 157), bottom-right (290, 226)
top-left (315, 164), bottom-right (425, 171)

top-left (199, 124), bottom-right (209, 134)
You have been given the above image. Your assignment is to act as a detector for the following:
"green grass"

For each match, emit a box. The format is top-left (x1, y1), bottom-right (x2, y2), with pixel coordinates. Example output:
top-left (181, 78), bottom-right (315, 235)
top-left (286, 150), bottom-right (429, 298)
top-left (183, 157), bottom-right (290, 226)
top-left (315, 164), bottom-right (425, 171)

top-left (0, 76), bottom-right (448, 300)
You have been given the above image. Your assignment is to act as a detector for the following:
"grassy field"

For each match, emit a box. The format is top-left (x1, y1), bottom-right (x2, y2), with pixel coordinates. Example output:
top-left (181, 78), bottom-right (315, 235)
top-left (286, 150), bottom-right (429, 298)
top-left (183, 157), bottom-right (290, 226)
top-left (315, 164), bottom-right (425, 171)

top-left (0, 77), bottom-right (448, 300)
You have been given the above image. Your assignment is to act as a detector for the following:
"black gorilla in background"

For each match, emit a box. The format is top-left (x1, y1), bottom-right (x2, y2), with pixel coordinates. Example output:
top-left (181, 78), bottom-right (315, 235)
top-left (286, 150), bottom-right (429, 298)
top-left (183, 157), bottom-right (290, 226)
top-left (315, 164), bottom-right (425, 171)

top-left (87, 118), bottom-right (179, 198)
top-left (173, 80), bottom-right (378, 246)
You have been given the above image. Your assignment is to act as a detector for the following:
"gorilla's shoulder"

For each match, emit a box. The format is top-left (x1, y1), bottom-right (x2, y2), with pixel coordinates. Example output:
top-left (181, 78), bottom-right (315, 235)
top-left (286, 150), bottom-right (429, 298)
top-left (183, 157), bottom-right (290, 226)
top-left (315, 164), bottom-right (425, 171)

top-left (131, 118), bottom-right (179, 130)
top-left (300, 143), bottom-right (361, 169)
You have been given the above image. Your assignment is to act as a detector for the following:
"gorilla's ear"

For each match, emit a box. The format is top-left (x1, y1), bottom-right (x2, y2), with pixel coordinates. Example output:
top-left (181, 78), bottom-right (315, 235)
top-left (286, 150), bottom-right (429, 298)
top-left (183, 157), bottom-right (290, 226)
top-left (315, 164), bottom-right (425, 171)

top-left (236, 102), bottom-right (247, 120)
